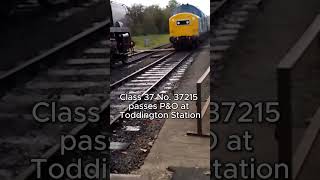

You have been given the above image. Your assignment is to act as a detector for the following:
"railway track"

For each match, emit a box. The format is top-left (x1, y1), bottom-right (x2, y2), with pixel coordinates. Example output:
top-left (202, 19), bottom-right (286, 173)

top-left (110, 51), bottom-right (193, 125)
top-left (109, 50), bottom-right (195, 174)
top-left (0, 20), bottom-right (110, 180)
top-left (111, 51), bottom-right (176, 85)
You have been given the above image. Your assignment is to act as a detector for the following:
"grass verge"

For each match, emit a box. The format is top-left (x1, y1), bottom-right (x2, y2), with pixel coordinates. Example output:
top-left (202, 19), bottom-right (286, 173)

top-left (132, 34), bottom-right (170, 50)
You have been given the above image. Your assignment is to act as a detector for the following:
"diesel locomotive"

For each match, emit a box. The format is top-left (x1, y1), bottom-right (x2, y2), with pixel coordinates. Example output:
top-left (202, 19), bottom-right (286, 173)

top-left (110, 1), bottom-right (135, 64)
top-left (169, 4), bottom-right (209, 49)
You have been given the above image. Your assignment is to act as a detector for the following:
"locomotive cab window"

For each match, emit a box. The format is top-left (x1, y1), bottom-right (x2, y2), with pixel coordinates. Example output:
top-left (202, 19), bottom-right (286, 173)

top-left (177, 20), bottom-right (190, 25)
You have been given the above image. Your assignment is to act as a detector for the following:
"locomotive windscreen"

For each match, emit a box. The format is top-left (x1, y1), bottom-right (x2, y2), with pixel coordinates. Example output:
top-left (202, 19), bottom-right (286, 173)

top-left (176, 20), bottom-right (190, 25)
top-left (111, 2), bottom-right (129, 27)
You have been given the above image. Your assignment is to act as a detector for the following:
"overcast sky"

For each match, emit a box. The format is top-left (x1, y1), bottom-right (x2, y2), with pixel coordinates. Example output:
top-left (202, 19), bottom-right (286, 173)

top-left (112, 0), bottom-right (210, 15)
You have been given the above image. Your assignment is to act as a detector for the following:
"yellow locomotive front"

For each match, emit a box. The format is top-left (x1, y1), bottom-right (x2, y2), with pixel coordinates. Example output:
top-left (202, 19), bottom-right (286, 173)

top-left (169, 13), bottom-right (200, 49)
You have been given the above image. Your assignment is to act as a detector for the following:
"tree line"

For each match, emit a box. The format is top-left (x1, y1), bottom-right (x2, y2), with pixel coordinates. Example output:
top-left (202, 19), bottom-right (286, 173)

top-left (127, 0), bottom-right (180, 36)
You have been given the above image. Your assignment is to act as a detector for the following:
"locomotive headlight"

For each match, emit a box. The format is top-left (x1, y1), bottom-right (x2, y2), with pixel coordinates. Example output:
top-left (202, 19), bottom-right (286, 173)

top-left (122, 33), bottom-right (129, 37)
